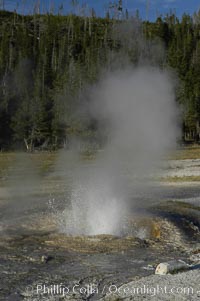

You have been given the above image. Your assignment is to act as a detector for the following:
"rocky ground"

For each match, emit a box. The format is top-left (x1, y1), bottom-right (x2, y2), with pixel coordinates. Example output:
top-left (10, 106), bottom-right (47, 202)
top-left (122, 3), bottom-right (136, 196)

top-left (162, 159), bottom-right (200, 178)
top-left (1, 197), bottom-right (200, 301)
top-left (100, 269), bottom-right (200, 301)
top-left (1, 155), bottom-right (200, 300)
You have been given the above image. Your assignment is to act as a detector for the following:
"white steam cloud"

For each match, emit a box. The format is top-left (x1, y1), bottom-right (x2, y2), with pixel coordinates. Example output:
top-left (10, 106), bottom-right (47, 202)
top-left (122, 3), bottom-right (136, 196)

top-left (59, 67), bottom-right (179, 236)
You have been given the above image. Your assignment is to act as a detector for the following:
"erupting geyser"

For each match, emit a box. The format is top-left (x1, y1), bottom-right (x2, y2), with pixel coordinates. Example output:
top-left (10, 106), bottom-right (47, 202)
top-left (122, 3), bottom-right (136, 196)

top-left (58, 67), bottom-right (179, 236)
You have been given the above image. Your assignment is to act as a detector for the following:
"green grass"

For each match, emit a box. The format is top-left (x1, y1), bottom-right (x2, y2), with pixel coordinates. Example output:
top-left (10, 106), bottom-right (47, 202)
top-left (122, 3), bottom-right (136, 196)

top-left (0, 152), bottom-right (15, 175)
top-left (170, 145), bottom-right (200, 160)
top-left (160, 175), bottom-right (200, 182)
top-left (30, 152), bottom-right (56, 173)
top-left (0, 146), bottom-right (200, 185)
top-left (0, 152), bottom-right (57, 180)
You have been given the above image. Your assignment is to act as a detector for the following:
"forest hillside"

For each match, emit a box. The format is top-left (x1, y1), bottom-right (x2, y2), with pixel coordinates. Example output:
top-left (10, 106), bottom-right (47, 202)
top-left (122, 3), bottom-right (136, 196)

top-left (1, 9), bottom-right (200, 150)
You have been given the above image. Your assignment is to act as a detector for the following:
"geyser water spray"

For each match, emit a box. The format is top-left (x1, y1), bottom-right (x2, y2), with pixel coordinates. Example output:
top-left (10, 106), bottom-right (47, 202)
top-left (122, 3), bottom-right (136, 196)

top-left (57, 67), bottom-right (179, 236)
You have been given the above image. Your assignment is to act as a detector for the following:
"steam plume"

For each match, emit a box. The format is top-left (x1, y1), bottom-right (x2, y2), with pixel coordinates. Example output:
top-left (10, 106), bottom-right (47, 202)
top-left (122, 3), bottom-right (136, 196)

top-left (59, 67), bottom-right (179, 235)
